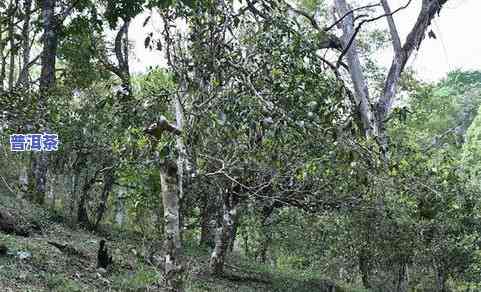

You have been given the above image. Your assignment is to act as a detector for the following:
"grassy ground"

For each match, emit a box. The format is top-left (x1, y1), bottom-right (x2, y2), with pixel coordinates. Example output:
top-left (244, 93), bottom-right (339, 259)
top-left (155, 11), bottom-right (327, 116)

top-left (0, 194), bottom-right (361, 292)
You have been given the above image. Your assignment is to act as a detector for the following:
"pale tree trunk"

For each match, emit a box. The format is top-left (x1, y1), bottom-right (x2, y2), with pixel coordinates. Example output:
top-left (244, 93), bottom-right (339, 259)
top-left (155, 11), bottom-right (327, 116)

top-left (32, 153), bottom-right (48, 204)
top-left (334, 0), bottom-right (377, 138)
top-left (18, 0), bottom-right (33, 87)
top-left (210, 192), bottom-right (239, 275)
top-left (144, 115), bottom-right (184, 291)
top-left (334, 0), bottom-right (450, 152)
top-left (19, 165), bottom-right (29, 195)
top-left (7, 0), bottom-right (18, 90)
top-left (68, 172), bottom-right (79, 225)
top-left (174, 79), bottom-right (189, 245)
top-left (174, 91), bottom-right (185, 200)
top-left (0, 19), bottom-right (5, 91)
top-left (114, 186), bottom-right (126, 227)
top-left (159, 159), bottom-right (183, 291)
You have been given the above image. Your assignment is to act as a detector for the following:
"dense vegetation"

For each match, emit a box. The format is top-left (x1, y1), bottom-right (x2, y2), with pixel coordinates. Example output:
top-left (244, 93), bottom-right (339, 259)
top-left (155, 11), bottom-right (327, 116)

top-left (0, 0), bottom-right (480, 291)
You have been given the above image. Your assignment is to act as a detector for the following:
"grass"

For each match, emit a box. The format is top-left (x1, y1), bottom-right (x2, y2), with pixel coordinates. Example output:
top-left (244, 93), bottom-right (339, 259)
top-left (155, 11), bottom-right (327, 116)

top-left (0, 193), bottom-right (363, 291)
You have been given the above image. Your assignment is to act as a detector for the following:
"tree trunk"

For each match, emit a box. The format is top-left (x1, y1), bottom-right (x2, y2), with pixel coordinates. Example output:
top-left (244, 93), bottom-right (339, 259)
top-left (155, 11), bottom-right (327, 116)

top-left (257, 203), bottom-right (275, 264)
top-left (159, 159), bottom-right (183, 291)
top-left (0, 20), bottom-right (5, 91)
top-left (34, 0), bottom-right (58, 205)
top-left (94, 169), bottom-right (115, 230)
top-left (229, 217), bottom-right (239, 252)
top-left (77, 175), bottom-right (94, 227)
top-left (32, 153), bottom-right (48, 205)
top-left (174, 79), bottom-right (188, 244)
top-left (48, 172), bottom-right (56, 208)
top-left (114, 186), bottom-right (126, 227)
top-left (209, 192), bottom-right (239, 275)
top-left (199, 191), bottom-right (215, 248)
top-left (69, 172), bottom-right (79, 225)
top-left (40, 0), bottom-right (57, 93)
top-left (7, 0), bottom-right (17, 90)
top-left (18, 0), bottom-right (33, 87)
top-left (334, 0), bottom-right (377, 138)
top-left (19, 164), bottom-right (29, 195)
top-left (358, 251), bottom-right (371, 289)
top-left (435, 266), bottom-right (447, 292)
top-left (395, 262), bottom-right (409, 292)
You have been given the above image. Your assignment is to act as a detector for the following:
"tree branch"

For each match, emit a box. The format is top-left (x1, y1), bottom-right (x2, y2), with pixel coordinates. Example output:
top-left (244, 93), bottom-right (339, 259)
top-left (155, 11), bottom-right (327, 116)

top-left (377, 0), bottom-right (449, 124)
top-left (381, 0), bottom-right (402, 55)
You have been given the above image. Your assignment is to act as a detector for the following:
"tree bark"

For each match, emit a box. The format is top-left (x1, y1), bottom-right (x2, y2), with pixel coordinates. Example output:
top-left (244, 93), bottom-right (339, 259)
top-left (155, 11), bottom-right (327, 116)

top-left (358, 250), bottom-right (371, 289)
top-left (145, 110), bottom-right (184, 291)
top-left (40, 0), bottom-right (57, 93)
top-left (395, 262), bottom-right (409, 292)
top-left (94, 169), bottom-right (115, 230)
top-left (68, 171), bottom-right (80, 225)
top-left (334, 0), bottom-right (377, 138)
top-left (335, 0), bottom-right (450, 153)
top-left (257, 204), bottom-right (274, 264)
top-left (199, 191), bottom-right (216, 248)
top-left (114, 186), bottom-right (126, 227)
top-left (77, 172), bottom-right (99, 227)
top-left (33, 0), bottom-right (58, 205)
top-left (0, 19), bottom-right (5, 91)
top-left (32, 153), bottom-right (48, 205)
top-left (160, 159), bottom-right (183, 291)
top-left (435, 265), bottom-right (447, 292)
top-left (7, 0), bottom-right (18, 90)
top-left (209, 192), bottom-right (239, 275)
top-left (18, 0), bottom-right (33, 87)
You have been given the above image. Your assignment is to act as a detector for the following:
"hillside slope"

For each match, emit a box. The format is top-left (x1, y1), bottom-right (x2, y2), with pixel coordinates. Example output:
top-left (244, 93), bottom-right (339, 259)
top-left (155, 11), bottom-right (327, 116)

top-left (0, 194), bottom-right (355, 292)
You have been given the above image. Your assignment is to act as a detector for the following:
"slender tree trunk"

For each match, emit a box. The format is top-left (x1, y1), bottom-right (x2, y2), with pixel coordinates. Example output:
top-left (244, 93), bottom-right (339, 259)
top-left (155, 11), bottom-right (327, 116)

top-left (174, 79), bottom-right (188, 244)
top-left (40, 0), bottom-right (57, 93)
top-left (49, 172), bottom-right (56, 208)
top-left (31, 153), bottom-right (48, 205)
top-left (7, 0), bottom-right (17, 90)
top-left (257, 233), bottom-right (271, 264)
top-left (334, 0), bottom-right (377, 138)
top-left (94, 169), bottom-right (115, 230)
top-left (243, 231), bottom-right (249, 257)
top-left (210, 192), bottom-right (239, 275)
top-left (229, 217), bottom-right (239, 252)
top-left (159, 159), bottom-right (183, 291)
top-left (199, 191), bottom-right (215, 248)
top-left (257, 204), bottom-right (275, 264)
top-left (435, 265), bottom-right (447, 292)
top-left (395, 262), bottom-right (409, 292)
top-left (77, 174), bottom-right (95, 227)
top-left (69, 172), bottom-right (79, 225)
top-left (359, 250), bottom-right (371, 289)
top-left (18, 0), bottom-right (33, 87)
top-left (0, 20), bottom-right (5, 91)
top-left (114, 186), bottom-right (126, 227)
top-left (19, 164), bottom-right (29, 195)
top-left (33, 0), bottom-right (58, 205)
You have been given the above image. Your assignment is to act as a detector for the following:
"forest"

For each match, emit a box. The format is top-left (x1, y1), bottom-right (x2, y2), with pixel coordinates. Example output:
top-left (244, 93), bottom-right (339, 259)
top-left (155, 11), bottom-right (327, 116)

top-left (0, 0), bottom-right (480, 291)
